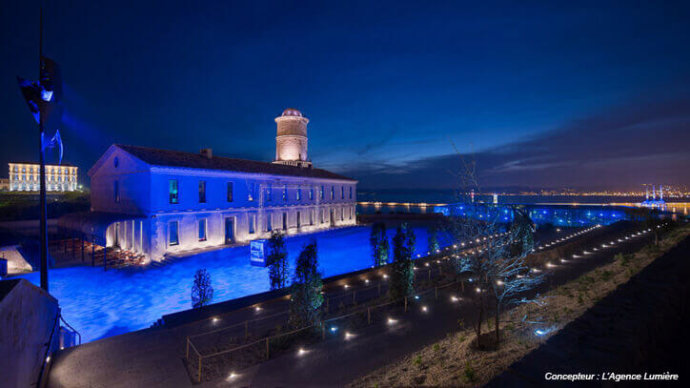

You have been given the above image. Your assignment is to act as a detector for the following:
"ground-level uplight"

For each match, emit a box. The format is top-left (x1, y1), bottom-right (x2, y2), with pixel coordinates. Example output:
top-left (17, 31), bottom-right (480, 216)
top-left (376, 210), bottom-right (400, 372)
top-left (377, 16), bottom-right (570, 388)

top-left (451, 296), bottom-right (459, 302)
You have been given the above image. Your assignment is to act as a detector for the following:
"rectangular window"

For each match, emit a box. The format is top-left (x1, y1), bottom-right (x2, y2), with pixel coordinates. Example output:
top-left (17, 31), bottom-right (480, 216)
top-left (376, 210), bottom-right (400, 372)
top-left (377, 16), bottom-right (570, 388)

top-left (320, 209), bottom-right (325, 223)
top-left (266, 185), bottom-right (272, 202)
top-left (198, 219), bottom-right (207, 241)
top-left (350, 186), bottom-right (353, 199)
top-left (114, 180), bottom-right (120, 203)
top-left (341, 186), bottom-right (344, 199)
top-left (169, 221), bottom-right (179, 246)
top-left (320, 185), bottom-right (325, 200)
top-left (297, 187), bottom-right (301, 201)
top-left (331, 186), bottom-right (335, 200)
top-left (282, 185), bottom-right (288, 202)
top-left (297, 211), bottom-right (301, 228)
top-left (341, 207), bottom-right (344, 221)
top-left (249, 214), bottom-right (256, 234)
top-left (309, 187), bottom-right (314, 200)
top-left (198, 181), bottom-right (206, 203)
top-left (169, 180), bottom-right (179, 204)
top-left (282, 213), bottom-right (287, 230)
top-left (266, 214), bottom-right (272, 232)
top-left (248, 183), bottom-right (255, 201)
top-left (227, 182), bottom-right (234, 202)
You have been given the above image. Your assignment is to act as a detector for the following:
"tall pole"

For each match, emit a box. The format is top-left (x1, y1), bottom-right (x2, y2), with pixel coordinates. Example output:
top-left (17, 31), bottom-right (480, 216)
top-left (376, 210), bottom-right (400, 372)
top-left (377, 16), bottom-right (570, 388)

top-left (38, 2), bottom-right (48, 291)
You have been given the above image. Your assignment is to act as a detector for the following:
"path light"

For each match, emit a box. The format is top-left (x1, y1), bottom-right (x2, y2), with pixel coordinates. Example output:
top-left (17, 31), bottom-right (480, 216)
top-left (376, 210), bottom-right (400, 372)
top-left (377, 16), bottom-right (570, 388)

top-left (212, 317), bottom-right (220, 324)
top-left (383, 274), bottom-right (389, 279)
top-left (255, 306), bottom-right (262, 312)
top-left (344, 331), bottom-right (355, 340)
top-left (421, 305), bottom-right (428, 312)
top-left (330, 326), bottom-right (338, 333)
top-left (546, 262), bottom-right (555, 268)
top-left (531, 268), bottom-right (541, 273)
top-left (424, 262), bottom-right (430, 267)
top-left (451, 296), bottom-right (459, 302)
top-left (227, 372), bottom-right (238, 380)
top-left (414, 295), bottom-right (420, 300)
top-left (572, 254), bottom-right (580, 259)
top-left (46, 356), bottom-right (51, 363)
top-left (298, 348), bottom-right (307, 356)
top-left (387, 317), bottom-right (398, 325)
top-left (364, 279), bottom-right (370, 284)
top-left (475, 287), bottom-right (482, 293)
top-left (535, 329), bottom-right (546, 336)
top-left (496, 280), bottom-right (504, 286)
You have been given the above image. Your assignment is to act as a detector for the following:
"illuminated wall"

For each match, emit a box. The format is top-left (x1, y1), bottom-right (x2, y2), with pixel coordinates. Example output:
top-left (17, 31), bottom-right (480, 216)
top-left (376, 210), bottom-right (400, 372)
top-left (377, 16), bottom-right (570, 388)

top-left (8, 162), bottom-right (78, 192)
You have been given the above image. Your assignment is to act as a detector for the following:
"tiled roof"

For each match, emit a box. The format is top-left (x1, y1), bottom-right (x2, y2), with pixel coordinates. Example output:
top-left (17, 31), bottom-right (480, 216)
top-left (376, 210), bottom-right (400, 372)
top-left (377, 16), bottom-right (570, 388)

top-left (116, 144), bottom-right (356, 182)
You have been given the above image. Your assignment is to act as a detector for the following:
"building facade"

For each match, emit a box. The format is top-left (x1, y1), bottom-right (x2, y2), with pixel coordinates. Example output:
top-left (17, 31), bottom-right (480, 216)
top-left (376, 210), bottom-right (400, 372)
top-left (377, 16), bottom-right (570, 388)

top-left (75, 109), bottom-right (357, 262)
top-left (8, 162), bottom-right (78, 192)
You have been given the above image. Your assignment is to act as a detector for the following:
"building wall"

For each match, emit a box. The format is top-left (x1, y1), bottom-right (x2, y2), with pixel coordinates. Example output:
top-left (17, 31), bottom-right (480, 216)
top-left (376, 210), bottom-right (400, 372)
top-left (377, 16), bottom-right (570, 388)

top-left (145, 166), bottom-right (357, 261)
top-left (7, 162), bottom-right (78, 192)
top-left (89, 147), bottom-right (151, 215)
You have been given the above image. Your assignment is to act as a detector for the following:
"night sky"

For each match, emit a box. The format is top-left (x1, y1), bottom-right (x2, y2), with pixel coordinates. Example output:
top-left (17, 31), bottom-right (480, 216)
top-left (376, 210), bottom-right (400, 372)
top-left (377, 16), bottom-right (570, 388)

top-left (2, 1), bottom-right (689, 190)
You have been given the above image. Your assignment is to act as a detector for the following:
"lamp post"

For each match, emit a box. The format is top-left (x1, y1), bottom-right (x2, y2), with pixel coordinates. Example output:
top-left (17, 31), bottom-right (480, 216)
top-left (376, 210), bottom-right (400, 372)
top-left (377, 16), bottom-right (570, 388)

top-left (38, 2), bottom-right (48, 291)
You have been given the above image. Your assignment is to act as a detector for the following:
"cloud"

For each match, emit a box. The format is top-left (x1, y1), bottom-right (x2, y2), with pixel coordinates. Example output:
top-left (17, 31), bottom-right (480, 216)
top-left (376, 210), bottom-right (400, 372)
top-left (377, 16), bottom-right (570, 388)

top-left (339, 96), bottom-right (690, 190)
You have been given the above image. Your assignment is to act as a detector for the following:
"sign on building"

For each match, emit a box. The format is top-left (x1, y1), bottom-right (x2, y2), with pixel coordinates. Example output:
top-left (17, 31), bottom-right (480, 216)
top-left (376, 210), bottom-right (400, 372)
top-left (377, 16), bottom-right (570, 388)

top-left (250, 239), bottom-right (269, 267)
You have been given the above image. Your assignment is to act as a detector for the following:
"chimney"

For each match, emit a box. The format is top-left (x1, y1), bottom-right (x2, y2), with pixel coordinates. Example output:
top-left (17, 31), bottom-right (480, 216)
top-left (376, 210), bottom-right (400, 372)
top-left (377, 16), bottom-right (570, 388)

top-left (200, 148), bottom-right (212, 159)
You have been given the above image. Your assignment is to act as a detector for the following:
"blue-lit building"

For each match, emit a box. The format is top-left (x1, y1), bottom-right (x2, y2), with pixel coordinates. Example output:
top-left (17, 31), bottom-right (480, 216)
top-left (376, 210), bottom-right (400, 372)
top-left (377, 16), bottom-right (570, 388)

top-left (61, 109), bottom-right (357, 262)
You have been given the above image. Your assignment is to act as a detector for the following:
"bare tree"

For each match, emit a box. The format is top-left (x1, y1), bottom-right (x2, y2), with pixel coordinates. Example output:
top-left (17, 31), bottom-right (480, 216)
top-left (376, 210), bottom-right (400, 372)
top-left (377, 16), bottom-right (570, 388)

top-left (447, 149), bottom-right (542, 348)
top-left (487, 207), bottom-right (543, 344)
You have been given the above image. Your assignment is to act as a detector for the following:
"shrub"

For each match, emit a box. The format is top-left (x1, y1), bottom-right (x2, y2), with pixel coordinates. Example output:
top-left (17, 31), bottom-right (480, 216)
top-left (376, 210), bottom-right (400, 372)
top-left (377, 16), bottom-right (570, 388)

top-left (267, 232), bottom-right (289, 290)
top-left (463, 361), bottom-right (477, 383)
top-left (289, 241), bottom-right (324, 328)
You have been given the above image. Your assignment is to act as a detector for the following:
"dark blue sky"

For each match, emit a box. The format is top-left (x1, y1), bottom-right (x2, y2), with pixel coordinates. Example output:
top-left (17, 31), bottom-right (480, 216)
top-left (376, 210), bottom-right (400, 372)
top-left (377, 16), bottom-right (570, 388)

top-left (2, 1), bottom-right (689, 190)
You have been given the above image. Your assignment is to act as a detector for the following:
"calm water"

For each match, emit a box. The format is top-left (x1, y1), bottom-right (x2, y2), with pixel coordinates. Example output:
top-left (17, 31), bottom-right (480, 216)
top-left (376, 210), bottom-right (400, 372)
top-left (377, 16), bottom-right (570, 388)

top-left (15, 225), bottom-right (444, 343)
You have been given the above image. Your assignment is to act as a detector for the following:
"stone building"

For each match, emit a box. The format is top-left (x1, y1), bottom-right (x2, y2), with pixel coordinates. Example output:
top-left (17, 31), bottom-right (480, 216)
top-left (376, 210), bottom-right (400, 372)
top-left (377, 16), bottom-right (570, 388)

top-left (60, 109), bottom-right (357, 262)
top-left (8, 162), bottom-right (78, 192)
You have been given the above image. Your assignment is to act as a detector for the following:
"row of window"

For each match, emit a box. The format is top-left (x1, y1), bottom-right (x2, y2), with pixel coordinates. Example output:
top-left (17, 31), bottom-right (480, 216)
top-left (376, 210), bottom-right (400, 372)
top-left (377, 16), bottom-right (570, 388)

top-left (12, 175), bottom-right (76, 182)
top-left (168, 207), bottom-right (355, 246)
top-left (11, 166), bottom-right (76, 174)
top-left (169, 179), bottom-right (354, 205)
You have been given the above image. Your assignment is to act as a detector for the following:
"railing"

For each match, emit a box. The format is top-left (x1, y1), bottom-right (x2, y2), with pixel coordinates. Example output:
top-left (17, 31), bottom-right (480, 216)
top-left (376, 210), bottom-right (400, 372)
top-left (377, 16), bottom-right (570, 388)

top-left (185, 271), bottom-right (464, 382)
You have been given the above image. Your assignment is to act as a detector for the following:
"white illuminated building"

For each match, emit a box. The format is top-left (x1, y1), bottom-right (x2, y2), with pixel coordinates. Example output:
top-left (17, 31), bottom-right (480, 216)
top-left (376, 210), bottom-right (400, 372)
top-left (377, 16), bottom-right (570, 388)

top-left (8, 162), bottom-right (78, 192)
top-left (61, 109), bottom-right (357, 262)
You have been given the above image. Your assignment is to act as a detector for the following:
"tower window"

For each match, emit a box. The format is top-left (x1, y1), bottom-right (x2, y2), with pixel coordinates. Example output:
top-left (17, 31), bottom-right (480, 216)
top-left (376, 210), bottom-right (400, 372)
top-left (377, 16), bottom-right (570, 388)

top-left (282, 185), bottom-right (288, 202)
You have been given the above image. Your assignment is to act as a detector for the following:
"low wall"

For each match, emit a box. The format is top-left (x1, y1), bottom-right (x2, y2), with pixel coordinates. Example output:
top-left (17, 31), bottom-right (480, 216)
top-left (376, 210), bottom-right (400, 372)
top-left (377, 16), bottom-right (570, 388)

top-left (0, 278), bottom-right (59, 387)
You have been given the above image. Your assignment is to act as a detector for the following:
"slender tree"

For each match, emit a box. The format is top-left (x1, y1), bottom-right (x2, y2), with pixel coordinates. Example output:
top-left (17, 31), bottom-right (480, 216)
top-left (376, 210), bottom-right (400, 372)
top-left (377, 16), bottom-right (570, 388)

top-left (428, 225), bottom-right (440, 253)
top-left (267, 231), bottom-right (289, 290)
top-left (191, 268), bottom-right (214, 308)
top-left (370, 222), bottom-right (389, 267)
top-left (289, 240), bottom-right (324, 328)
top-left (388, 224), bottom-right (416, 300)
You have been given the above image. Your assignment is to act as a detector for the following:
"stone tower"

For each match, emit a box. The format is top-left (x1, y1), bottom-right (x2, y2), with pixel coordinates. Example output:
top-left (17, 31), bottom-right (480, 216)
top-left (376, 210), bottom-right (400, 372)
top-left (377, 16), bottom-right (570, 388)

top-left (273, 108), bottom-right (312, 168)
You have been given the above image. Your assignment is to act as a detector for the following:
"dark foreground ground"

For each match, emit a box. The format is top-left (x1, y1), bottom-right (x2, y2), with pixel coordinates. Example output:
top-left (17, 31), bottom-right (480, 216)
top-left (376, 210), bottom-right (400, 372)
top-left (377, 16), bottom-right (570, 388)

top-left (488, 235), bottom-right (690, 387)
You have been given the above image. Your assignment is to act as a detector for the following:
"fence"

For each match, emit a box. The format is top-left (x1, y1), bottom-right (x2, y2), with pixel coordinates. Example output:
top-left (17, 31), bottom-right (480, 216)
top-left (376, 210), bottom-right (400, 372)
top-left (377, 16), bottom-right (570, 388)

top-left (186, 273), bottom-right (465, 382)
